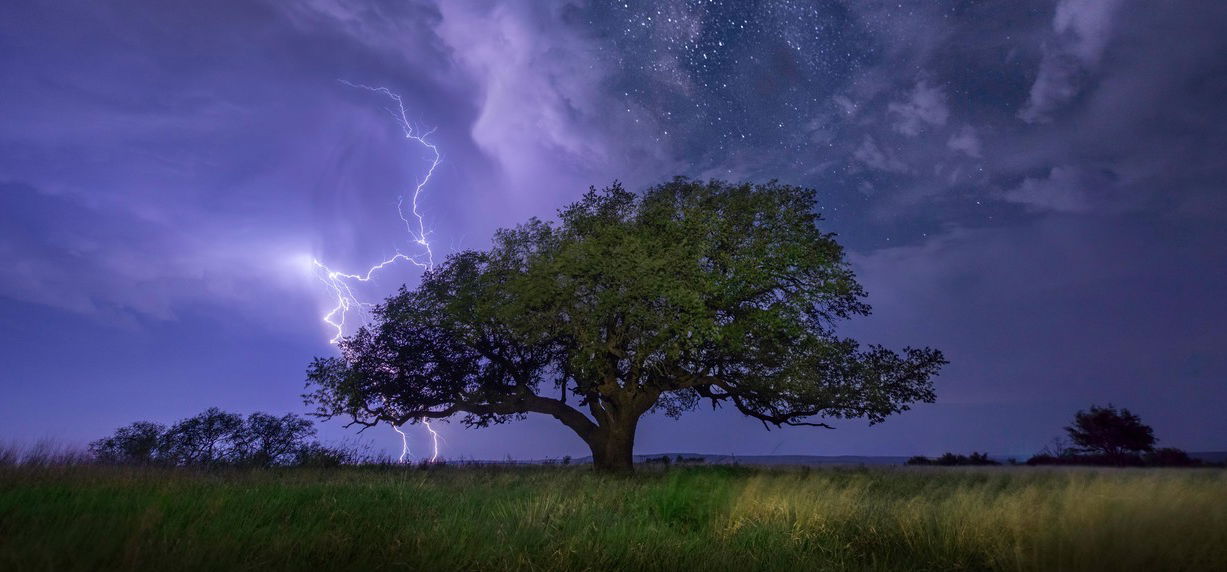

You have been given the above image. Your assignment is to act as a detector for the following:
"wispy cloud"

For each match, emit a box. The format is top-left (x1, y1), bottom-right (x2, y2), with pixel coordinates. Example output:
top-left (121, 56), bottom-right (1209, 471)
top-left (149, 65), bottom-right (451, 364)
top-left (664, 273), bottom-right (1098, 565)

top-left (1019, 0), bottom-right (1124, 123)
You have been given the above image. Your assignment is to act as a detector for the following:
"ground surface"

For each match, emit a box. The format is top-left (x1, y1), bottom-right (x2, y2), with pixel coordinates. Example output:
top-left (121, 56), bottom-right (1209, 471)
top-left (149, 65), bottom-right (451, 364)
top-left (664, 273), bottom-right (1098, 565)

top-left (1, 465), bottom-right (1224, 571)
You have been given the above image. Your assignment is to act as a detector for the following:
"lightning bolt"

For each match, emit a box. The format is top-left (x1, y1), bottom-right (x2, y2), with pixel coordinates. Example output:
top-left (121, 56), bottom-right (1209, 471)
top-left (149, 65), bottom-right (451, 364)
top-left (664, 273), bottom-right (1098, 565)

top-left (392, 424), bottom-right (410, 463)
top-left (423, 418), bottom-right (441, 463)
top-left (313, 81), bottom-right (445, 464)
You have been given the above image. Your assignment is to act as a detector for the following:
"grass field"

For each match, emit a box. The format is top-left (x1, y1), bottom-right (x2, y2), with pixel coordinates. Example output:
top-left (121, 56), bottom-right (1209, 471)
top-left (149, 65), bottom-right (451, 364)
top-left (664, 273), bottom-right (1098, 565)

top-left (1, 464), bottom-right (1224, 571)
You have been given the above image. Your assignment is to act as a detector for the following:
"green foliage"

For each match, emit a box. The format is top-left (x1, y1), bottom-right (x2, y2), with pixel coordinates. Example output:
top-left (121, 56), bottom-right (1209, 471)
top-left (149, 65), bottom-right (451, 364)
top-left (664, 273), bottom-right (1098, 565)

top-left (2, 465), bottom-right (1225, 571)
top-left (306, 179), bottom-right (946, 471)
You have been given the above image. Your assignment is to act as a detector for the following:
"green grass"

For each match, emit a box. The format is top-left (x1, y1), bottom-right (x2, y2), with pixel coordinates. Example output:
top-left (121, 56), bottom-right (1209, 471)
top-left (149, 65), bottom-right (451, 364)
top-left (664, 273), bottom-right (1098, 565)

top-left (1, 465), bottom-right (1224, 571)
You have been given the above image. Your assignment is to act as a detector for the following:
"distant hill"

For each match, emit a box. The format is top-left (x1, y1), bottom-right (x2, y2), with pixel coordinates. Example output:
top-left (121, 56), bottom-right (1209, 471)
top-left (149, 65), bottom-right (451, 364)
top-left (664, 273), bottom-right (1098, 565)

top-left (570, 454), bottom-right (914, 466)
top-left (1190, 451), bottom-right (1227, 464)
top-left (479, 451), bottom-right (1227, 467)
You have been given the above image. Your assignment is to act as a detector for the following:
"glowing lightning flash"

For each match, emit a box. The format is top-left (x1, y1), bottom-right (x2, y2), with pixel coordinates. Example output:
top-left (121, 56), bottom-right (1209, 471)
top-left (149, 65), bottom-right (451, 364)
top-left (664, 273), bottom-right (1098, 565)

top-left (313, 81), bottom-right (444, 464)
top-left (392, 424), bottom-right (410, 463)
top-left (422, 418), bottom-right (442, 463)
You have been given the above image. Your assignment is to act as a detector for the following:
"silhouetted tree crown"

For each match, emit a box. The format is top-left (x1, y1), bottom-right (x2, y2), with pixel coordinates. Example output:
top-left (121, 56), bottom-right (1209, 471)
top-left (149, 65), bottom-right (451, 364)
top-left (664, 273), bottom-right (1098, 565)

top-left (161, 407), bottom-right (245, 466)
top-left (305, 179), bottom-right (946, 472)
top-left (1065, 404), bottom-right (1156, 457)
top-left (88, 421), bottom-right (166, 465)
top-left (90, 408), bottom-right (321, 467)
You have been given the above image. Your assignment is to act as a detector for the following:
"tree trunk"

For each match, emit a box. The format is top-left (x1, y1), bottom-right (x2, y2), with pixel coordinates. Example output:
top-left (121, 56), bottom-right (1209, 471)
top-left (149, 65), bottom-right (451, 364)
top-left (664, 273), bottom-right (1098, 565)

top-left (587, 416), bottom-right (639, 474)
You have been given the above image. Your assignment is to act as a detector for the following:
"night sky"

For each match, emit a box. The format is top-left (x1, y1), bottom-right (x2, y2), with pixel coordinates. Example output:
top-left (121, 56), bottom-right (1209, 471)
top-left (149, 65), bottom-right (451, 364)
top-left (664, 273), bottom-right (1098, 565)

top-left (2, 0), bottom-right (1225, 460)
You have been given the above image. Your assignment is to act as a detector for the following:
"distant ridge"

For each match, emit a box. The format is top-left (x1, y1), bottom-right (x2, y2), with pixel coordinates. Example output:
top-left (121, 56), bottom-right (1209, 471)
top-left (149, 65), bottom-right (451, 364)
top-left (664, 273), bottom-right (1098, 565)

top-left (569, 454), bottom-right (913, 466)
top-left (546, 452), bottom-right (1227, 466)
top-left (668, 454), bottom-right (913, 466)
top-left (1190, 451), bottom-right (1227, 463)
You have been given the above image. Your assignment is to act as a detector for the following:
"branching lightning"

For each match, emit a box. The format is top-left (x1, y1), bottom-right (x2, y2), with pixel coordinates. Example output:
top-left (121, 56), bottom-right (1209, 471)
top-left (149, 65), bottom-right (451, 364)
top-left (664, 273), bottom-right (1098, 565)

top-left (313, 81), bottom-right (444, 464)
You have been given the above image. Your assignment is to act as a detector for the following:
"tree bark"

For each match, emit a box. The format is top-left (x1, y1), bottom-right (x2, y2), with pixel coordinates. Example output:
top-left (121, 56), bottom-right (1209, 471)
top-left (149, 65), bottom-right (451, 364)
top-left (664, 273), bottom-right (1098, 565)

top-left (586, 414), bottom-right (640, 473)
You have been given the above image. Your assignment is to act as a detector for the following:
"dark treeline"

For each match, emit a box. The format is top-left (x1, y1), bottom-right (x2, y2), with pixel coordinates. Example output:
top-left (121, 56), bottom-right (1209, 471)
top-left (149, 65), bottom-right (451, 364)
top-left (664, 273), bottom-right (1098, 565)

top-left (642, 455), bottom-right (708, 466)
top-left (907, 452), bottom-right (1000, 466)
top-left (1027, 448), bottom-right (1208, 467)
top-left (89, 407), bottom-right (364, 468)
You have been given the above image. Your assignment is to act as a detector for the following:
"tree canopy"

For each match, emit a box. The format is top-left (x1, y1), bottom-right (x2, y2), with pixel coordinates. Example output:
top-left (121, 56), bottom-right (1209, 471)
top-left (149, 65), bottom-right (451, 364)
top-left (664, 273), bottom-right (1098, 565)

top-left (1065, 404), bottom-right (1156, 457)
top-left (90, 408), bottom-right (326, 467)
top-left (306, 179), bottom-right (946, 472)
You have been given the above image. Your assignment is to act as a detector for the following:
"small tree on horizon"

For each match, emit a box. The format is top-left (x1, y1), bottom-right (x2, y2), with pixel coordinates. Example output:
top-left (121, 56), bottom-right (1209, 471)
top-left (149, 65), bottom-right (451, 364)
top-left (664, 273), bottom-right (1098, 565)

top-left (305, 179), bottom-right (946, 473)
top-left (1065, 404), bottom-right (1156, 457)
top-left (235, 412), bottom-right (317, 467)
top-left (89, 421), bottom-right (166, 465)
top-left (161, 407), bottom-right (245, 466)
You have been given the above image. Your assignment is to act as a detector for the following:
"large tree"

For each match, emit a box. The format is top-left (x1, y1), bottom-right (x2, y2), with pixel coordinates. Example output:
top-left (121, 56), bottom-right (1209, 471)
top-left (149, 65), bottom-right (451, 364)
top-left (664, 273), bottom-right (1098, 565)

top-left (306, 179), bottom-right (946, 472)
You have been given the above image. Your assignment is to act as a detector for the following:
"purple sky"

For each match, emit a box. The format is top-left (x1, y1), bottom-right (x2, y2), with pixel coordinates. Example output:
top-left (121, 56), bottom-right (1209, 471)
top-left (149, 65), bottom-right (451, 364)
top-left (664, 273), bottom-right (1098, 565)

top-left (2, 0), bottom-right (1226, 460)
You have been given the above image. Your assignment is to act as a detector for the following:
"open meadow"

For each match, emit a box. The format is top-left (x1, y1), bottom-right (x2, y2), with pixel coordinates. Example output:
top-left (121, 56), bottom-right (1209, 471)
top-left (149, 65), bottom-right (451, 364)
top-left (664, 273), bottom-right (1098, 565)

top-left (2, 464), bottom-right (1224, 571)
